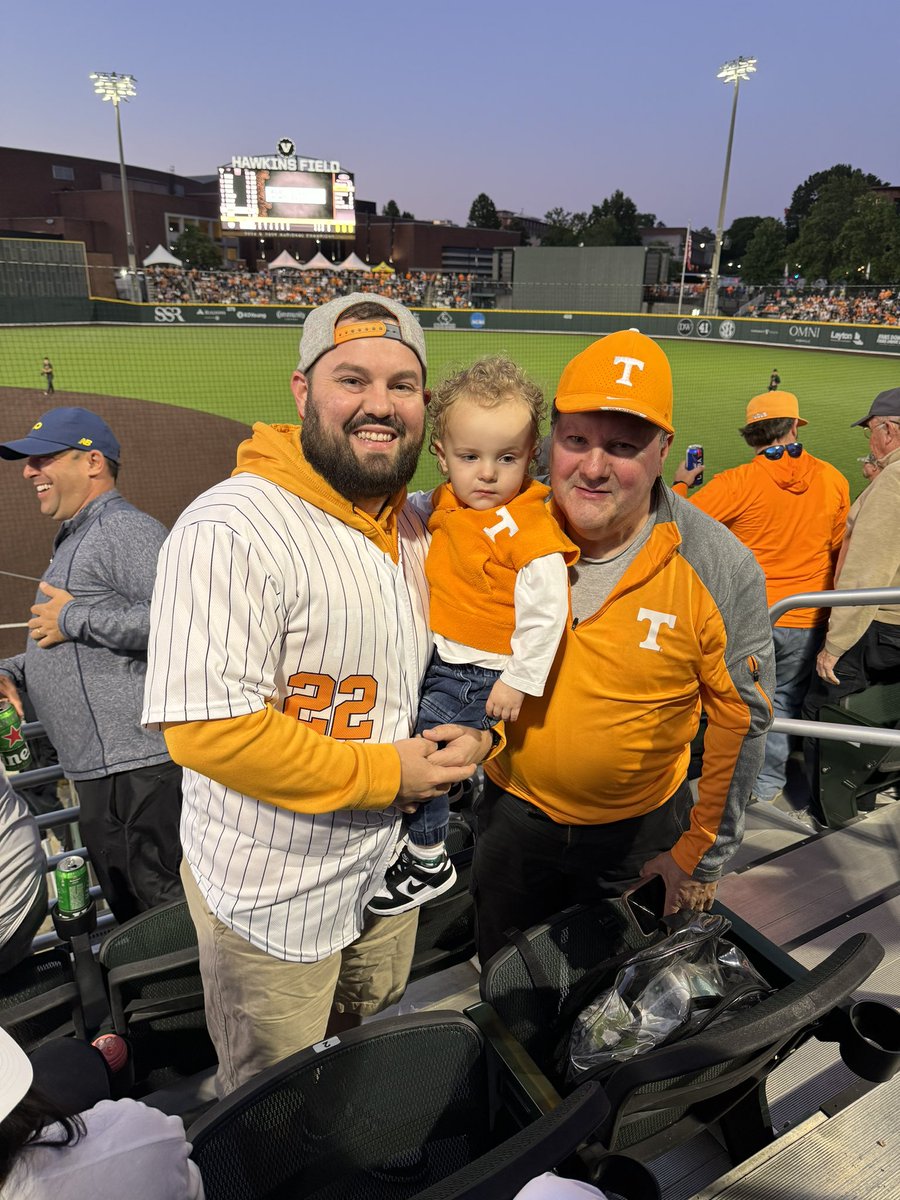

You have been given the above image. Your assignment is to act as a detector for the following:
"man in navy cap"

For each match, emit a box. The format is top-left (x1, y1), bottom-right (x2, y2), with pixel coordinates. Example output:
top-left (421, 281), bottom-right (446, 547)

top-left (0, 408), bottom-right (184, 923)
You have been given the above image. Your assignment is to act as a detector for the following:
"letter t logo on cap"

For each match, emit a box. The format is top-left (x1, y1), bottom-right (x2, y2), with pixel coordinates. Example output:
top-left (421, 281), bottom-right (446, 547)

top-left (613, 356), bottom-right (645, 387)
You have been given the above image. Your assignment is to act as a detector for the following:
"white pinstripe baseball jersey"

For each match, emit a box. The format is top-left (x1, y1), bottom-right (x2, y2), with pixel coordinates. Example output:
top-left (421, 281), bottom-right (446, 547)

top-left (143, 447), bottom-right (431, 961)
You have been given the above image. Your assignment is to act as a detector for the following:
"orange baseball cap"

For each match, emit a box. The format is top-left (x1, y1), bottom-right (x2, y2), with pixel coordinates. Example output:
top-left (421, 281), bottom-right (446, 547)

top-left (555, 329), bottom-right (674, 434)
top-left (744, 391), bottom-right (807, 427)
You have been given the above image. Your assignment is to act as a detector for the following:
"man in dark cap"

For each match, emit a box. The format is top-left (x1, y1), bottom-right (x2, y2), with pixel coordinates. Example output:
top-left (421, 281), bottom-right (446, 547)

top-left (0, 408), bottom-right (184, 922)
top-left (801, 388), bottom-right (900, 808)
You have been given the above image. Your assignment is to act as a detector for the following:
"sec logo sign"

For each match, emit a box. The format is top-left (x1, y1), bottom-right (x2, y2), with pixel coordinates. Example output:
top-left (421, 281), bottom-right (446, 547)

top-left (719, 321), bottom-right (736, 340)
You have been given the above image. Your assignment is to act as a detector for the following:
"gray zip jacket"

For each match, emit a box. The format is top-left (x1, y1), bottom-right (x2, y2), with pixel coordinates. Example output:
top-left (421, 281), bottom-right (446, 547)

top-left (0, 491), bottom-right (171, 779)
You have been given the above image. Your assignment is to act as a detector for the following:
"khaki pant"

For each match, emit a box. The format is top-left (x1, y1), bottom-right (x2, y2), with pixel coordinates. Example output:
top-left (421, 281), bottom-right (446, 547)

top-left (181, 860), bottom-right (419, 1096)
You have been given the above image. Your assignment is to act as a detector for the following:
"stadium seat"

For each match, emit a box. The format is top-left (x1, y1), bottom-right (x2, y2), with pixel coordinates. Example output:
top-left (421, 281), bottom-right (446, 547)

top-left (187, 1010), bottom-right (617, 1200)
top-left (97, 898), bottom-right (215, 1090)
top-left (475, 901), bottom-right (886, 1164)
top-left (0, 946), bottom-right (84, 1051)
top-left (818, 681), bottom-right (900, 828)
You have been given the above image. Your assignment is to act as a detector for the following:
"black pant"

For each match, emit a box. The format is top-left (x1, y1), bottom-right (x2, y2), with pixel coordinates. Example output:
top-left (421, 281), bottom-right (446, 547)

top-left (802, 620), bottom-right (900, 810)
top-left (75, 760), bottom-right (185, 924)
top-left (471, 778), bottom-right (692, 964)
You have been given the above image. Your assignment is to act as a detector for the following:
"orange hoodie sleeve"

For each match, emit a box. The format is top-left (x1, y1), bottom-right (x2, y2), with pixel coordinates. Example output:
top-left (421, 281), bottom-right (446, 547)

top-left (164, 706), bottom-right (401, 814)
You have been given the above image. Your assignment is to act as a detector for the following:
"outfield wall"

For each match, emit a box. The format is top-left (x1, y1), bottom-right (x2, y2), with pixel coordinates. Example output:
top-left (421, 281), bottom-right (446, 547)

top-left (6, 297), bottom-right (900, 358)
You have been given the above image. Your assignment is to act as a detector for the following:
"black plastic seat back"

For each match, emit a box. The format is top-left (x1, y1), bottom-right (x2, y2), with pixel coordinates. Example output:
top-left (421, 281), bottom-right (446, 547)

top-left (597, 930), bottom-right (884, 1153)
top-left (479, 899), bottom-right (659, 1085)
top-left (0, 946), bottom-right (83, 1051)
top-left (188, 1011), bottom-right (608, 1200)
top-left (483, 895), bottom-right (884, 1159)
top-left (98, 899), bottom-right (214, 1088)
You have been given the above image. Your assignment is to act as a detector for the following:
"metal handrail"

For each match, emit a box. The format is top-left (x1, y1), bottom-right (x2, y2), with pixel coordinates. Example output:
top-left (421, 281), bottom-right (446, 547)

top-left (768, 587), bottom-right (900, 748)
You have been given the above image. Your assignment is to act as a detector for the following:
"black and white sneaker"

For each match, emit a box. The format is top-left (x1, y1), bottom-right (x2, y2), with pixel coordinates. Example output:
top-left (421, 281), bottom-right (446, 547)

top-left (367, 847), bottom-right (457, 915)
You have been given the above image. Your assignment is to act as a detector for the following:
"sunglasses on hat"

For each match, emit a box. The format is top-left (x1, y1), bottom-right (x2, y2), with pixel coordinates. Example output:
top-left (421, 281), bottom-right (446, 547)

top-left (757, 442), bottom-right (803, 461)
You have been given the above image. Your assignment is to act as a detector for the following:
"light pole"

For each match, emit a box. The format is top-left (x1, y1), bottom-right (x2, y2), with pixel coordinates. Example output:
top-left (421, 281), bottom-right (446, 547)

top-left (706, 56), bottom-right (756, 316)
top-left (89, 72), bottom-right (138, 299)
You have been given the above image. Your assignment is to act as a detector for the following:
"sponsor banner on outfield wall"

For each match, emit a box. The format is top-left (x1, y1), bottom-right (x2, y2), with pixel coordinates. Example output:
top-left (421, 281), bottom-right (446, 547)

top-left (59, 301), bottom-right (900, 357)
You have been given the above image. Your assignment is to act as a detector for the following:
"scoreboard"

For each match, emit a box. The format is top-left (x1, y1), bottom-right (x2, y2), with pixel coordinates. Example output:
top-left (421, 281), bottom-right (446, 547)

top-left (219, 158), bottom-right (356, 239)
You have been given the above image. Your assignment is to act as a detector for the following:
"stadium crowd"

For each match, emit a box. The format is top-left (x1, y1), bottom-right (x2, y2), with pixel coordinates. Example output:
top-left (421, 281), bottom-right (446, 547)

top-left (145, 264), bottom-right (476, 308)
top-left (744, 287), bottom-right (900, 325)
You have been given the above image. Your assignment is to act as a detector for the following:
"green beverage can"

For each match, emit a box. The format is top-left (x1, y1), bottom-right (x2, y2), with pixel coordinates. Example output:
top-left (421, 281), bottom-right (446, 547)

top-left (0, 701), bottom-right (33, 773)
top-left (55, 855), bottom-right (90, 915)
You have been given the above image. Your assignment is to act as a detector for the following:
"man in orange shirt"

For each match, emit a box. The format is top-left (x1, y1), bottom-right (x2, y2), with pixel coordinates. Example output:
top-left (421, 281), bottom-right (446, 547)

top-left (673, 392), bottom-right (849, 824)
top-left (472, 331), bottom-right (774, 963)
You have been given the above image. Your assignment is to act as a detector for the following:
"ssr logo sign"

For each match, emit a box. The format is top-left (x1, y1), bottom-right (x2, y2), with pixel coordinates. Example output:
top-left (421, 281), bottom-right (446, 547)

top-left (154, 306), bottom-right (186, 323)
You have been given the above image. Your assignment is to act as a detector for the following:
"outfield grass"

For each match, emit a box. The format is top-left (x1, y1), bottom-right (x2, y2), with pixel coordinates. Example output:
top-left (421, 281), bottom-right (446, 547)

top-left (3, 325), bottom-right (896, 496)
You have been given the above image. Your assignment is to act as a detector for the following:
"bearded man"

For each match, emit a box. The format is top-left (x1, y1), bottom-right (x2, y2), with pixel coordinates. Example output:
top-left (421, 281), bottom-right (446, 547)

top-left (143, 295), bottom-right (487, 1095)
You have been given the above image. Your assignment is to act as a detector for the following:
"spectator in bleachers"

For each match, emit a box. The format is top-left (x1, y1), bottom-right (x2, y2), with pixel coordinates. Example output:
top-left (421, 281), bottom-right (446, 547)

top-left (143, 265), bottom-right (472, 309)
top-left (0, 1028), bottom-right (204, 1198)
top-left (0, 409), bottom-right (184, 925)
top-left (673, 391), bottom-right (849, 828)
top-left (745, 287), bottom-right (899, 326)
top-left (143, 293), bottom-right (483, 1096)
top-left (0, 762), bottom-right (46, 974)
top-left (802, 389), bottom-right (900, 812)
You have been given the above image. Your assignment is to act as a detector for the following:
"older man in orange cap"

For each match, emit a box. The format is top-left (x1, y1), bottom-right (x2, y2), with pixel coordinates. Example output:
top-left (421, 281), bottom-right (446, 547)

top-left (672, 391), bottom-right (850, 828)
top-left (471, 330), bottom-right (775, 963)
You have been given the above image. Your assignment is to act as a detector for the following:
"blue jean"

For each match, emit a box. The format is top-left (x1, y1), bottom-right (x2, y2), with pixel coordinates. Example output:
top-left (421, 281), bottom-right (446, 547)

top-left (408, 649), bottom-right (499, 846)
top-left (754, 625), bottom-right (822, 801)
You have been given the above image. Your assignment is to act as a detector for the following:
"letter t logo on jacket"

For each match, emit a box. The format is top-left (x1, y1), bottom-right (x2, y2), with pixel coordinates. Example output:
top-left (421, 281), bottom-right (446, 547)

top-left (637, 607), bottom-right (676, 651)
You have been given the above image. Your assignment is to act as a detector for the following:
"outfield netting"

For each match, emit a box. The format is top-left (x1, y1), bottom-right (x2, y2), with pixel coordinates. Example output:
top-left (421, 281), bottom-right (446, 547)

top-left (3, 252), bottom-right (899, 653)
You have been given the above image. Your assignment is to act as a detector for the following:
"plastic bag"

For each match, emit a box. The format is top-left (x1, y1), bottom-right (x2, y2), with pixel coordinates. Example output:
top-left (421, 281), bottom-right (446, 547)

top-left (567, 912), bottom-right (770, 1079)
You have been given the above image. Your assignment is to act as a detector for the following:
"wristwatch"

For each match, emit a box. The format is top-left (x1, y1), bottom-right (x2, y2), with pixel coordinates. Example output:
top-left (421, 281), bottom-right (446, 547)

top-left (483, 726), bottom-right (502, 761)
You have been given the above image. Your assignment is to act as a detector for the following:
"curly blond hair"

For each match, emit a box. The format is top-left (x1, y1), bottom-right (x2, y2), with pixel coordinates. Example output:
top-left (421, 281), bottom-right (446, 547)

top-left (428, 355), bottom-right (545, 455)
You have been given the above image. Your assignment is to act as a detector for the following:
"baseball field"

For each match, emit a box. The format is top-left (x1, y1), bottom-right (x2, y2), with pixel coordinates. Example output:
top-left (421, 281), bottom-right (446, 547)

top-left (3, 323), bottom-right (894, 491)
top-left (1, 322), bottom-right (895, 655)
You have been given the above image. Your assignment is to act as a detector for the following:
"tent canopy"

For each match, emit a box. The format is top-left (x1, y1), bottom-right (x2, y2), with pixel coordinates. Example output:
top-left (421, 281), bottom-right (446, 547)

top-left (371, 261), bottom-right (395, 273)
top-left (268, 249), bottom-right (304, 270)
top-left (302, 251), bottom-right (337, 270)
top-left (339, 252), bottom-right (372, 272)
top-left (143, 244), bottom-right (182, 267)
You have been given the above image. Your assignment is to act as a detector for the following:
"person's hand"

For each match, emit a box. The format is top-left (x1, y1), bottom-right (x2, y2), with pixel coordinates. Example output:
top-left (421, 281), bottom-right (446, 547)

top-left (816, 648), bottom-right (840, 685)
top-left (673, 460), bottom-right (704, 487)
top-left (638, 851), bottom-right (717, 916)
top-left (420, 723), bottom-right (492, 766)
top-left (28, 582), bottom-right (74, 648)
top-left (0, 675), bottom-right (24, 720)
top-left (486, 680), bottom-right (524, 722)
top-left (393, 735), bottom-right (477, 812)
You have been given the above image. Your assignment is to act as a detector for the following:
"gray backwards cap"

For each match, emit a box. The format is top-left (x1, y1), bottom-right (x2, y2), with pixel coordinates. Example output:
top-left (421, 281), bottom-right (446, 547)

top-left (297, 292), bottom-right (427, 377)
top-left (850, 386), bottom-right (900, 427)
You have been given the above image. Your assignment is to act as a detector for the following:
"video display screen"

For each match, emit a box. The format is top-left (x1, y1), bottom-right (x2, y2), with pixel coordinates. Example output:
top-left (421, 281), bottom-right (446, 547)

top-left (219, 166), bottom-right (356, 238)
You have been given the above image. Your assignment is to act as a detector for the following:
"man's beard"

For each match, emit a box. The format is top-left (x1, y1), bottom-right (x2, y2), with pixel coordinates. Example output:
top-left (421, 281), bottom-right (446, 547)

top-left (300, 390), bottom-right (423, 503)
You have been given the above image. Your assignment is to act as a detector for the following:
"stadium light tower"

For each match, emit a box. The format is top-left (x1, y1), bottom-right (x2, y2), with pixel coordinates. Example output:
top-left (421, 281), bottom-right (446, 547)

top-left (90, 72), bottom-right (138, 298)
top-left (706, 56), bottom-right (756, 316)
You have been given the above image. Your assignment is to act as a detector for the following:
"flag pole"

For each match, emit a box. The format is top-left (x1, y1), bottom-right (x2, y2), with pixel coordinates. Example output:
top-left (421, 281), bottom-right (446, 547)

top-left (677, 224), bottom-right (691, 315)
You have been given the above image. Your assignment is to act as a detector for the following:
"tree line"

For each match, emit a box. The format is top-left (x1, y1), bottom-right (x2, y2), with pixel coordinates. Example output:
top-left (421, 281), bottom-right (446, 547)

top-left (462, 165), bottom-right (899, 287)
